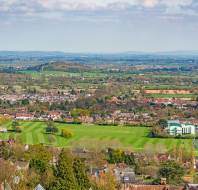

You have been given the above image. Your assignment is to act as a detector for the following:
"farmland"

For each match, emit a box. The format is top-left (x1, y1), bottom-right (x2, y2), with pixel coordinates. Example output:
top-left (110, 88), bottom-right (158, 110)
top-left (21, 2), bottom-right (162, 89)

top-left (0, 121), bottom-right (192, 151)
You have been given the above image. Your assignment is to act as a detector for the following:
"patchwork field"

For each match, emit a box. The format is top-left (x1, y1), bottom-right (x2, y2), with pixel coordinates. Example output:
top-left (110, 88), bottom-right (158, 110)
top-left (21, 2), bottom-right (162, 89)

top-left (145, 93), bottom-right (196, 99)
top-left (0, 121), bottom-right (192, 151)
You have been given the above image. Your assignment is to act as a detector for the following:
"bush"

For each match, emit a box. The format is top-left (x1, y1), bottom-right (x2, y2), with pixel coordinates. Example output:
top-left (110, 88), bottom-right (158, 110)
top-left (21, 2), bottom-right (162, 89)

top-left (48, 134), bottom-right (56, 143)
top-left (46, 126), bottom-right (58, 134)
top-left (45, 121), bottom-right (58, 134)
top-left (15, 126), bottom-right (22, 133)
top-left (61, 129), bottom-right (74, 138)
top-left (29, 158), bottom-right (48, 173)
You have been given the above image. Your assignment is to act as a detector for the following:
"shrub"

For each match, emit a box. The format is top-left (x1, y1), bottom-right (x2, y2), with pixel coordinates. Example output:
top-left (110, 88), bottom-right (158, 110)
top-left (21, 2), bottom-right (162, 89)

top-left (48, 134), bottom-right (56, 143)
top-left (46, 121), bottom-right (58, 134)
top-left (61, 129), bottom-right (74, 138)
top-left (29, 158), bottom-right (48, 173)
top-left (15, 126), bottom-right (22, 133)
top-left (46, 126), bottom-right (58, 134)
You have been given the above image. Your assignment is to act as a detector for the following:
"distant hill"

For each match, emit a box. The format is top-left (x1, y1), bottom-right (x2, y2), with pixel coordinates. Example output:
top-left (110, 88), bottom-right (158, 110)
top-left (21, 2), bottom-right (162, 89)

top-left (0, 51), bottom-right (66, 58)
top-left (154, 51), bottom-right (198, 56)
top-left (0, 50), bottom-right (198, 58)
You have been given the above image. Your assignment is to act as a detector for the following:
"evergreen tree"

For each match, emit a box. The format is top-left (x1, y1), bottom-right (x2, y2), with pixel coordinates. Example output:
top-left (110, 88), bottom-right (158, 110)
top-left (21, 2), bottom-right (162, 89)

top-left (158, 160), bottom-right (184, 185)
top-left (73, 158), bottom-right (90, 190)
top-left (50, 150), bottom-right (77, 190)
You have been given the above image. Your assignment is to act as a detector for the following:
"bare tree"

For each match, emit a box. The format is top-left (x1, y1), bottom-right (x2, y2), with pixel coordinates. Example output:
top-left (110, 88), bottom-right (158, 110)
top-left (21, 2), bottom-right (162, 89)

top-left (0, 159), bottom-right (16, 188)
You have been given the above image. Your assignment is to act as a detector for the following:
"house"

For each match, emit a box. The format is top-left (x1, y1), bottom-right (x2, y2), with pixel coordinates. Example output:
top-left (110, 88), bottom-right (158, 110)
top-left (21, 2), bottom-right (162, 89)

top-left (156, 154), bottom-right (171, 163)
top-left (0, 127), bottom-right (7, 133)
top-left (185, 184), bottom-right (198, 190)
top-left (114, 167), bottom-right (135, 184)
top-left (78, 116), bottom-right (94, 123)
top-left (48, 111), bottom-right (62, 120)
top-left (15, 113), bottom-right (34, 120)
top-left (167, 120), bottom-right (195, 136)
top-left (121, 185), bottom-right (183, 190)
top-left (91, 166), bottom-right (109, 178)
top-left (34, 184), bottom-right (45, 190)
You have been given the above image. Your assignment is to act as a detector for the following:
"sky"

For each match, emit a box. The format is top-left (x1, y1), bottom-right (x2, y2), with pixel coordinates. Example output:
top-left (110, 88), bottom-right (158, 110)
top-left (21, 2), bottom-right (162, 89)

top-left (0, 0), bottom-right (198, 52)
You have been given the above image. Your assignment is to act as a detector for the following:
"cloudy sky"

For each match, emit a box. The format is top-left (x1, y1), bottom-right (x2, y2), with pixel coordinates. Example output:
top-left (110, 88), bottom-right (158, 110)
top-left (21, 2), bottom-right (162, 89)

top-left (0, 0), bottom-right (198, 52)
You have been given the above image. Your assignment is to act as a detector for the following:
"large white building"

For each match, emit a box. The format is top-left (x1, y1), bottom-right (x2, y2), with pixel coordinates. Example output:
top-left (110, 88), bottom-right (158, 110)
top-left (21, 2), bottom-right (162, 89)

top-left (167, 120), bottom-right (196, 136)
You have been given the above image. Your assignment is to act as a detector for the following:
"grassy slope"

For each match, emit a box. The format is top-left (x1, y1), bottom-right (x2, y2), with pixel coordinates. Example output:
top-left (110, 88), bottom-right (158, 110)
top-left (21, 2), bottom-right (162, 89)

top-left (0, 121), bottom-right (191, 151)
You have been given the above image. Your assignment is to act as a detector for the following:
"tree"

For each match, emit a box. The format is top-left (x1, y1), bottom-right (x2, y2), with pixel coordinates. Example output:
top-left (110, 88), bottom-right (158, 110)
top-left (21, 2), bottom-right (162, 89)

top-left (144, 144), bottom-right (157, 162)
top-left (0, 159), bottom-right (16, 188)
top-left (26, 170), bottom-right (40, 189)
top-left (12, 143), bottom-right (25, 161)
top-left (50, 150), bottom-right (77, 190)
top-left (21, 99), bottom-right (29, 105)
top-left (95, 172), bottom-right (117, 190)
top-left (48, 134), bottom-right (56, 143)
top-left (158, 119), bottom-right (168, 129)
top-left (29, 158), bottom-right (49, 173)
top-left (0, 143), bottom-right (14, 160)
top-left (0, 116), bottom-right (10, 126)
top-left (12, 121), bottom-right (21, 132)
top-left (12, 121), bottom-right (19, 128)
top-left (61, 129), bottom-right (74, 138)
top-left (73, 158), bottom-right (90, 190)
top-left (46, 121), bottom-right (58, 134)
top-left (41, 168), bottom-right (55, 190)
top-left (107, 148), bottom-right (135, 166)
top-left (158, 160), bottom-right (185, 185)
top-left (27, 144), bottom-right (52, 163)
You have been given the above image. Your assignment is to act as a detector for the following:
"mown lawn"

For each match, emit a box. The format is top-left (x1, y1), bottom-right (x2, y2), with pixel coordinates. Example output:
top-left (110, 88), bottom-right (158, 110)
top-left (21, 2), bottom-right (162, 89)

top-left (0, 121), bottom-right (192, 151)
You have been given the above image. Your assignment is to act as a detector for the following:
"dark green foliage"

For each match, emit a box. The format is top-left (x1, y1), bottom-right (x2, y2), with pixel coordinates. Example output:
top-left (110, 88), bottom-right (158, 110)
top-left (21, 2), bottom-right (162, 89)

top-left (12, 121), bottom-right (19, 128)
top-left (27, 144), bottom-right (52, 163)
top-left (46, 121), bottom-right (58, 134)
top-left (50, 150), bottom-right (78, 190)
top-left (158, 119), bottom-right (168, 129)
top-left (73, 158), bottom-right (90, 190)
top-left (107, 148), bottom-right (135, 166)
top-left (21, 99), bottom-right (29, 105)
top-left (29, 158), bottom-right (48, 173)
top-left (158, 160), bottom-right (185, 185)
top-left (0, 144), bottom-right (14, 160)
top-left (12, 121), bottom-right (22, 132)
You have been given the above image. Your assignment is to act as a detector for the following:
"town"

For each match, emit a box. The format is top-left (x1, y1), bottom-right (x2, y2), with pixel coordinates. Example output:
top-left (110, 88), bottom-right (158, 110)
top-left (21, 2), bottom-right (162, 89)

top-left (0, 52), bottom-right (198, 190)
top-left (1, 0), bottom-right (198, 189)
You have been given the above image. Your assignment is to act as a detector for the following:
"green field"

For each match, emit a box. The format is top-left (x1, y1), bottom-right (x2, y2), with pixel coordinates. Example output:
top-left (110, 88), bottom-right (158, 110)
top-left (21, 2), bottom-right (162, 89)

top-left (20, 70), bottom-right (108, 78)
top-left (145, 93), bottom-right (196, 99)
top-left (0, 121), bottom-right (192, 151)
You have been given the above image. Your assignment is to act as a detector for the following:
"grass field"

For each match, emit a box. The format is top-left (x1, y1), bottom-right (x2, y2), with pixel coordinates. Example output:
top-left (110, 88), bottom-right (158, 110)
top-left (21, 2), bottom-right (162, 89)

top-left (0, 121), bottom-right (192, 151)
top-left (20, 70), bottom-right (108, 78)
top-left (145, 93), bottom-right (196, 99)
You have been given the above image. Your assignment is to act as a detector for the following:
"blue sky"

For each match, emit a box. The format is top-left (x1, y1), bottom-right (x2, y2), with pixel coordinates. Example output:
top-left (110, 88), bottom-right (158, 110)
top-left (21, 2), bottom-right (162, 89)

top-left (0, 0), bottom-right (198, 52)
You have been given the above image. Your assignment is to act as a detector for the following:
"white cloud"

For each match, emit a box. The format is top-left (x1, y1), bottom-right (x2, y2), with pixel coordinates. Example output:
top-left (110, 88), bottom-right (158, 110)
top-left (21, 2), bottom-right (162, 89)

top-left (161, 0), bottom-right (193, 7)
top-left (36, 0), bottom-right (140, 11)
top-left (0, 0), bottom-right (196, 19)
top-left (0, 0), bottom-right (194, 11)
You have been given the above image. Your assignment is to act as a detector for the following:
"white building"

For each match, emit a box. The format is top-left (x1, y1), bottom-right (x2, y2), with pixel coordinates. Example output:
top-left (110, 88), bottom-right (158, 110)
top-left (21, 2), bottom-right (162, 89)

top-left (15, 113), bottom-right (34, 120)
top-left (0, 127), bottom-right (7, 133)
top-left (167, 120), bottom-right (196, 136)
